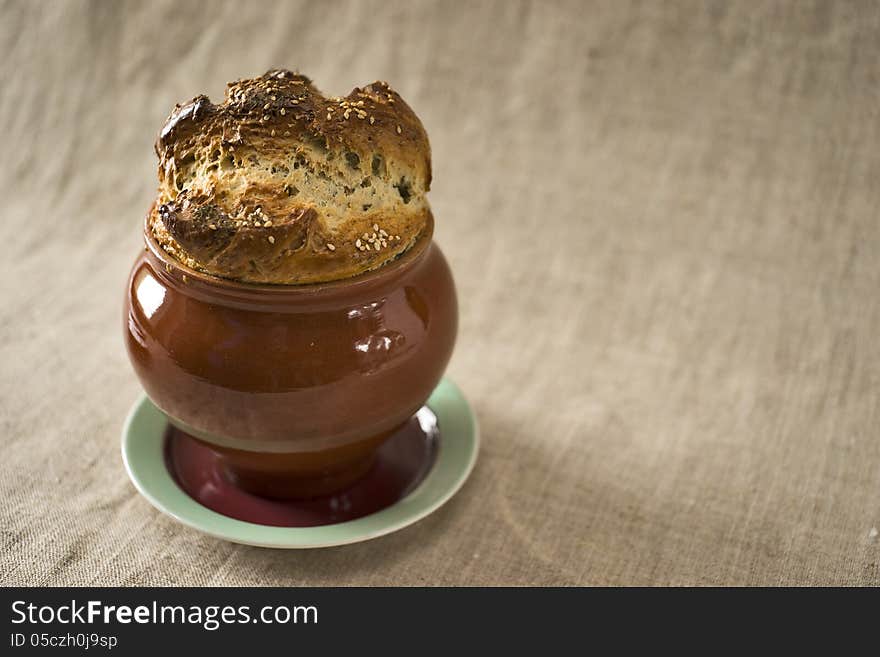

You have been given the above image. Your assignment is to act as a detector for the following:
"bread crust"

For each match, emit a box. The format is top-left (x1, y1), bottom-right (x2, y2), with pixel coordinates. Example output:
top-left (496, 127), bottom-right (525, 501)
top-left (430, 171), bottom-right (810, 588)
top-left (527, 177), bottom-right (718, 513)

top-left (150, 70), bottom-right (432, 284)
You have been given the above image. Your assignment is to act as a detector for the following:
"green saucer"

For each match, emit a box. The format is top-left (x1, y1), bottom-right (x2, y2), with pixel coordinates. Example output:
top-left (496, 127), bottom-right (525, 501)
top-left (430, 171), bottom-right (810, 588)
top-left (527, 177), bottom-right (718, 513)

top-left (121, 378), bottom-right (478, 548)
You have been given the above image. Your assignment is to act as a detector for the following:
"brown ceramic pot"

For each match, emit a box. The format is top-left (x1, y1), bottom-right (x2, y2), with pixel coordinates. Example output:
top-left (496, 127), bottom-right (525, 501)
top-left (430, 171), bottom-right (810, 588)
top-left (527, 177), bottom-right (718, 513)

top-left (124, 215), bottom-right (456, 499)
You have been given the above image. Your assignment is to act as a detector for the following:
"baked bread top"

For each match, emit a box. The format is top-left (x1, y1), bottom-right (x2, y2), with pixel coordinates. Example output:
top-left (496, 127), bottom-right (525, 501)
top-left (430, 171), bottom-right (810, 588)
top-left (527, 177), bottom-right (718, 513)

top-left (149, 69), bottom-right (432, 284)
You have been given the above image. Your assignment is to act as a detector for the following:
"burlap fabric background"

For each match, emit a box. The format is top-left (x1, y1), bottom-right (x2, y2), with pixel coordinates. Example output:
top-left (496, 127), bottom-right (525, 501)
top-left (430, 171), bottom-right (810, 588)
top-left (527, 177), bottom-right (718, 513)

top-left (1, 0), bottom-right (879, 586)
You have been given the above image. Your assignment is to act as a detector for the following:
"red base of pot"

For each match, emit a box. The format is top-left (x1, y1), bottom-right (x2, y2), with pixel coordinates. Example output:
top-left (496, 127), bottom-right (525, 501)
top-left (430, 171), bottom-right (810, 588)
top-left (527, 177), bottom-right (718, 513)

top-left (164, 410), bottom-right (439, 528)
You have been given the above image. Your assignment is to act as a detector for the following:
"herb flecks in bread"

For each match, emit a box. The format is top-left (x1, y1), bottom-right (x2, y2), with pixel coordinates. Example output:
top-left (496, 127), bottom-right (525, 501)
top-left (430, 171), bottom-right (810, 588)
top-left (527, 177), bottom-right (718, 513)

top-left (150, 70), bottom-right (432, 284)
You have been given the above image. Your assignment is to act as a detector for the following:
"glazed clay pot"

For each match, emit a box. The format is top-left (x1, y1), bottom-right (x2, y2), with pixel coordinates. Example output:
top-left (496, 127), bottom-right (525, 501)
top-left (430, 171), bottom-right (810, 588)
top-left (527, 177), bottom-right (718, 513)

top-left (124, 216), bottom-right (456, 499)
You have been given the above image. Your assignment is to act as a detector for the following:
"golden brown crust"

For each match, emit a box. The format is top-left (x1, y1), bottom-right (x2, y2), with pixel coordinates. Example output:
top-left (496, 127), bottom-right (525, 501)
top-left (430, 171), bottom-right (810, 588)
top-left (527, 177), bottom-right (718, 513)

top-left (150, 69), bottom-right (432, 284)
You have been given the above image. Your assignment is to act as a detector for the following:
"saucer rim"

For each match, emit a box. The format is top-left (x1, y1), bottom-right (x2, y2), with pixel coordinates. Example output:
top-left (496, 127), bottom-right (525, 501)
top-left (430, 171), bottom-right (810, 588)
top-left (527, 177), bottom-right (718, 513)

top-left (121, 378), bottom-right (479, 549)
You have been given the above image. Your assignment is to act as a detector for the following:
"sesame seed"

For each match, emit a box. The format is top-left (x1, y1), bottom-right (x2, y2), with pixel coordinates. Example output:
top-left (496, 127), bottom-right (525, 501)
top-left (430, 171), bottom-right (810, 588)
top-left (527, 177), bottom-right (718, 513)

top-left (374, 242), bottom-right (380, 251)
top-left (372, 223), bottom-right (379, 231)
top-left (208, 224), bottom-right (216, 230)
top-left (396, 125), bottom-right (402, 134)
top-left (268, 236), bottom-right (275, 244)
top-left (271, 95), bottom-right (276, 101)
top-left (263, 103), bottom-right (271, 110)
top-left (327, 243), bottom-right (336, 251)
top-left (263, 115), bottom-right (270, 121)
top-left (284, 131), bottom-right (290, 136)
top-left (356, 239), bottom-right (362, 248)
top-left (326, 114), bottom-right (332, 120)
top-left (280, 108), bottom-right (286, 115)
top-left (379, 229), bottom-right (388, 237)
top-left (270, 129), bottom-right (276, 136)
top-left (369, 116), bottom-right (375, 124)
top-left (343, 110), bottom-right (350, 119)
top-left (263, 220), bottom-right (272, 226)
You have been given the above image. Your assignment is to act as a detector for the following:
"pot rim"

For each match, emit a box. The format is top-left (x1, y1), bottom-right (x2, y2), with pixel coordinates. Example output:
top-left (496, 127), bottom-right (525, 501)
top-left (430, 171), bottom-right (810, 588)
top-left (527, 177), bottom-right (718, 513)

top-left (141, 210), bottom-right (434, 301)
